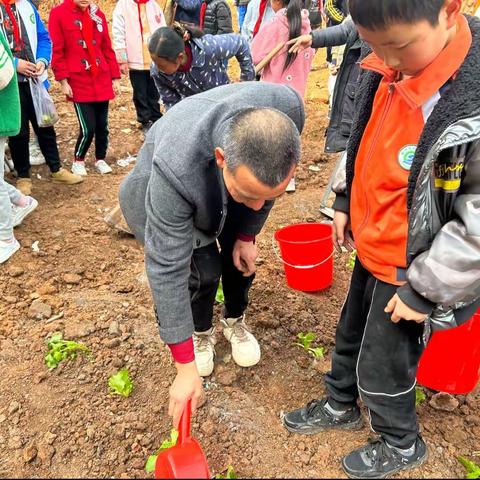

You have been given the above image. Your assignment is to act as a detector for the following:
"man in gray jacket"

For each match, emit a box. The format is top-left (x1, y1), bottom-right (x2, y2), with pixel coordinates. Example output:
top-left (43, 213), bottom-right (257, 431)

top-left (119, 82), bottom-right (304, 427)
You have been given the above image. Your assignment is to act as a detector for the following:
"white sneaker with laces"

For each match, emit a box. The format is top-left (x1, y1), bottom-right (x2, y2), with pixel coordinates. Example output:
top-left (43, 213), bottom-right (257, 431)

top-left (221, 315), bottom-right (261, 368)
top-left (12, 196), bottom-right (38, 227)
top-left (29, 138), bottom-right (46, 166)
top-left (72, 161), bottom-right (88, 176)
top-left (193, 327), bottom-right (217, 377)
top-left (95, 160), bottom-right (112, 175)
top-left (0, 237), bottom-right (20, 264)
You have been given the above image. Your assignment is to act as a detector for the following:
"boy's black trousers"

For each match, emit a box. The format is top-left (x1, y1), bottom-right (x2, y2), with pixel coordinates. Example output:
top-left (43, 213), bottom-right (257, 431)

top-left (129, 69), bottom-right (162, 126)
top-left (325, 259), bottom-right (425, 449)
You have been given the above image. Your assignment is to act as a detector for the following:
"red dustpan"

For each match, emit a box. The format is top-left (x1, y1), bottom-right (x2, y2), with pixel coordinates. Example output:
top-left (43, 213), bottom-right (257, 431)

top-left (155, 400), bottom-right (210, 479)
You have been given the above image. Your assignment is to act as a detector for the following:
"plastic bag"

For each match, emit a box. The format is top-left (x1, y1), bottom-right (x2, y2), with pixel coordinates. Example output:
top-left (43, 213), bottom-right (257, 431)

top-left (29, 79), bottom-right (59, 128)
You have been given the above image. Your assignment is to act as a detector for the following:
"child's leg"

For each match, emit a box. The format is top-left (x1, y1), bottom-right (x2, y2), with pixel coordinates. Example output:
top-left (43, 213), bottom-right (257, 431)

top-left (146, 72), bottom-right (162, 123)
top-left (0, 138), bottom-right (14, 240)
top-left (93, 101), bottom-right (109, 161)
top-left (129, 70), bottom-right (151, 126)
top-left (356, 280), bottom-right (424, 449)
top-left (73, 102), bottom-right (96, 161)
top-left (8, 83), bottom-right (32, 179)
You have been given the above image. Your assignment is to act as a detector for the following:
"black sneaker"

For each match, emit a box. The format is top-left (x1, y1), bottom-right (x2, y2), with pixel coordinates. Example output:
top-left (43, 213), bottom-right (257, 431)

top-left (282, 398), bottom-right (363, 435)
top-left (342, 436), bottom-right (428, 479)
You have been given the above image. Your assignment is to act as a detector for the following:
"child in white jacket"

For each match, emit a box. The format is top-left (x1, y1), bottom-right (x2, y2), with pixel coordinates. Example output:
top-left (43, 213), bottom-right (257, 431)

top-left (112, 0), bottom-right (166, 134)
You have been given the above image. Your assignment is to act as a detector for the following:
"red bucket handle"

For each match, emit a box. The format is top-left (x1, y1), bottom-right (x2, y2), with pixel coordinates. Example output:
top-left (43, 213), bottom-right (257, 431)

top-left (272, 236), bottom-right (334, 269)
top-left (178, 400), bottom-right (192, 445)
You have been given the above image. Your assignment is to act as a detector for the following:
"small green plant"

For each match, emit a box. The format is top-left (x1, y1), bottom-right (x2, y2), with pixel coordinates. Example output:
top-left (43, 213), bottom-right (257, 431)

top-left (458, 456), bottom-right (480, 479)
top-left (295, 332), bottom-right (324, 359)
top-left (415, 386), bottom-right (426, 406)
top-left (216, 465), bottom-right (237, 479)
top-left (346, 250), bottom-right (357, 270)
top-left (44, 332), bottom-right (92, 370)
top-left (145, 429), bottom-right (179, 473)
top-left (108, 368), bottom-right (134, 397)
top-left (215, 281), bottom-right (225, 304)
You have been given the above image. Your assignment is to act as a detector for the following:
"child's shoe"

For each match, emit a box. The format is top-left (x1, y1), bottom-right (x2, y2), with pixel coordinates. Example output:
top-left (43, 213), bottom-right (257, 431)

top-left (283, 397), bottom-right (363, 434)
top-left (71, 161), bottom-right (88, 177)
top-left (342, 436), bottom-right (427, 479)
top-left (16, 178), bottom-right (32, 196)
top-left (53, 167), bottom-right (84, 184)
top-left (12, 196), bottom-right (38, 227)
top-left (0, 237), bottom-right (20, 264)
top-left (95, 160), bottom-right (112, 175)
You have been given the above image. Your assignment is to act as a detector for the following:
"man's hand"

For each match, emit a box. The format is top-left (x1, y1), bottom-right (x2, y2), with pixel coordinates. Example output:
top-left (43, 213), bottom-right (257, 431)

top-left (60, 79), bottom-right (73, 98)
top-left (385, 294), bottom-right (428, 323)
top-left (333, 210), bottom-right (355, 252)
top-left (113, 79), bottom-right (121, 95)
top-left (35, 61), bottom-right (46, 77)
top-left (286, 34), bottom-right (313, 54)
top-left (17, 59), bottom-right (37, 77)
top-left (169, 361), bottom-right (205, 429)
top-left (232, 239), bottom-right (257, 277)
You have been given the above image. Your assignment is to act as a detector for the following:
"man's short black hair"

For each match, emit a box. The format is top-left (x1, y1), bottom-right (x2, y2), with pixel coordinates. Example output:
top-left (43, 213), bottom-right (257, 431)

top-left (349, 0), bottom-right (446, 30)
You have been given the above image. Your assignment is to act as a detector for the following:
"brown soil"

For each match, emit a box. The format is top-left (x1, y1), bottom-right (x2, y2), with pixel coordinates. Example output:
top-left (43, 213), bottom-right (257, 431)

top-left (0, 2), bottom-right (479, 478)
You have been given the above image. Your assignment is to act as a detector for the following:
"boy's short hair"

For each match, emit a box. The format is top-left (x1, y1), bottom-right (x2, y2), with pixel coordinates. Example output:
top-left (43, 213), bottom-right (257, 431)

top-left (349, 0), bottom-right (446, 30)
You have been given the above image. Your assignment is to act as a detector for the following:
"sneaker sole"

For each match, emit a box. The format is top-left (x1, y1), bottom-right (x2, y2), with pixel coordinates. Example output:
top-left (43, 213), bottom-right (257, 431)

top-left (283, 414), bottom-right (364, 435)
top-left (342, 449), bottom-right (428, 479)
top-left (13, 198), bottom-right (38, 227)
top-left (53, 177), bottom-right (85, 184)
top-left (0, 240), bottom-right (20, 264)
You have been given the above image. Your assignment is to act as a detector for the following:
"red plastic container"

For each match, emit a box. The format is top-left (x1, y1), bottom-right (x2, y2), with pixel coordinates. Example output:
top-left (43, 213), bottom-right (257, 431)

top-left (274, 223), bottom-right (333, 292)
top-left (155, 400), bottom-right (210, 479)
top-left (417, 309), bottom-right (480, 394)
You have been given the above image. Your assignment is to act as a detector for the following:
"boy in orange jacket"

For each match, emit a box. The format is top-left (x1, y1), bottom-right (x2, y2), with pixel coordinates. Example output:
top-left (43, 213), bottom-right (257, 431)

top-left (283, 0), bottom-right (480, 477)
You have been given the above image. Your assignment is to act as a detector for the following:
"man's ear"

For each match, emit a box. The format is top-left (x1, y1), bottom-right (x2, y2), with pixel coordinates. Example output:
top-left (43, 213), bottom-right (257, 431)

top-left (444, 0), bottom-right (462, 28)
top-left (215, 147), bottom-right (226, 168)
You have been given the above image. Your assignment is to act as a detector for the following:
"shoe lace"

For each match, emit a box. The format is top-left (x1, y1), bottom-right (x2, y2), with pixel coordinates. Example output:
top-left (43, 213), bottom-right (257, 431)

top-left (193, 333), bottom-right (213, 353)
top-left (306, 398), bottom-right (327, 417)
top-left (364, 438), bottom-right (398, 468)
top-left (231, 322), bottom-right (250, 343)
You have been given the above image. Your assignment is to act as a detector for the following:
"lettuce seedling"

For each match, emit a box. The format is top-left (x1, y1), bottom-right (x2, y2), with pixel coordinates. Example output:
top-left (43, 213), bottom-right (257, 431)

top-left (145, 429), bottom-right (179, 473)
top-left (44, 333), bottom-right (92, 370)
top-left (108, 368), bottom-right (134, 397)
top-left (215, 282), bottom-right (225, 304)
top-left (347, 250), bottom-right (357, 270)
top-left (216, 466), bottom-right (237, 479)
top-left (295, 332), bottom-right (324, 359)
top-left (458, 456), bottom-right (480, 479)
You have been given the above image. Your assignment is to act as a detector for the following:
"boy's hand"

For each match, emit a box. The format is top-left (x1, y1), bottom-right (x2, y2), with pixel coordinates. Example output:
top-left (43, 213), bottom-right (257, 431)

top-left (287, 34), bottom-right (313, 54)
top-left (35, 61), bottom-right (46, 76)
top-left (385, 294), bottom-right (428, 323)
top-left (17, 59), bottom-right (37, 77)
top-left (333, 210), bottom-right (355, 252)
top-left (60, 80), bottom-right (73, 97)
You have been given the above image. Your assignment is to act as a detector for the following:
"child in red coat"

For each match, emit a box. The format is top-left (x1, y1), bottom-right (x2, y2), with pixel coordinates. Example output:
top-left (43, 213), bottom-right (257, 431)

top-left (49, 0), bottom-right (121, 176)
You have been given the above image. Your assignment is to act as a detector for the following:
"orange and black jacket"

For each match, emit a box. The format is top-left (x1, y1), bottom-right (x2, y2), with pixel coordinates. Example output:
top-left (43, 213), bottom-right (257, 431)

top-left (334, 15), bottom-right (480, 330)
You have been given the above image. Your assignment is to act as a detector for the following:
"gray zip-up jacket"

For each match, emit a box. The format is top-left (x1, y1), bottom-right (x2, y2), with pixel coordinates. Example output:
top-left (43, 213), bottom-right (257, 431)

top-left (119, 82), bottom-right (305, 344)
top-left (335, 15), bottom-right (480, 331)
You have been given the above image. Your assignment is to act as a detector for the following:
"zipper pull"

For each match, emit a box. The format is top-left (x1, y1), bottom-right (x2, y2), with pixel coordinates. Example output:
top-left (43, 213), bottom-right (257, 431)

top-left (388, 83), bottom-right (395, 94)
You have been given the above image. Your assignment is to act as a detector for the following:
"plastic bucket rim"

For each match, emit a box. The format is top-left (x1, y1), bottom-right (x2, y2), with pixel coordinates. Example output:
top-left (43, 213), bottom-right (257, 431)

top-left (274, 222), bottom-right (333, 245)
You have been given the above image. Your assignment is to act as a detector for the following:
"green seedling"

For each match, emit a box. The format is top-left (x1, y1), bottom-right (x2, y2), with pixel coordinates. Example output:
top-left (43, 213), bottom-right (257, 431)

top-left (347, 250), bottom-right (357, 270)
top-left (108, 368), bottom-right (134, 397)
top-left (216, 465), bottom-right (237, 479)
top-left (44, 332), bottom-right (92, 370)
top-left (295, 332), bottom-right (325, 359)
top-left (145, 429), bottom-right (179, 473)
top-left (458, 456), bottom-right (480, 479)
top-left (415, 386), bottom-right (426, 406)
top-left (215, 281), bottom-right (225, 304)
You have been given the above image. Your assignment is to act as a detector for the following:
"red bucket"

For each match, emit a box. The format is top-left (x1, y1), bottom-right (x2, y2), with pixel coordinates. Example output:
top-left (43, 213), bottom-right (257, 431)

top-left (417, 309), bottom-right (480, 394)
top-left (274, 223), bottom-right (333, 292)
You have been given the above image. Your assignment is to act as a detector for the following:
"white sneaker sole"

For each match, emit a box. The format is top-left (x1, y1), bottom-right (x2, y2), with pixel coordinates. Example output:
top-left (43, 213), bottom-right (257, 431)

top-left (0, 239), bottom-right (20, 264)
top-left (13, 198), bottom-right (39, 227)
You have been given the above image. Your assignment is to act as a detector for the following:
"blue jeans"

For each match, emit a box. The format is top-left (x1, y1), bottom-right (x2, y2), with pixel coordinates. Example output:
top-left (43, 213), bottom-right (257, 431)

top-left (237, 5), bottom-right (247, 32)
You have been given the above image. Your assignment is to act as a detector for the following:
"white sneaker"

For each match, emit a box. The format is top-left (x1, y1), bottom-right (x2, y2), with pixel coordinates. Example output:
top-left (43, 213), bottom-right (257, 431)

top-left (95, 160), bottom-right (112, 175)
top-left (12, 196), bottom-right (38, 227)
top-left (29, 138), bottom-right (46, 166)
top-left (0, 237), bottom-right (20, 264)
top-left (221, 315), bottom-right (261, 368)
top-left (72, 161), bottom-right (88, 176)
top-left (286, 177), bottom-right (296, 193)
top-left (193, 327), bottom-right (216, 377)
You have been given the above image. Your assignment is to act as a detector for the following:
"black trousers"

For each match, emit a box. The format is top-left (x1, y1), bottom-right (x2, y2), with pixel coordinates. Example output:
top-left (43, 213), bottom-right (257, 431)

top-left (129, 69), bottom-right (162, 125)
top-left (73, 101), bottom-right (109, 160)
top-left (325, 259), bottom-right (425, 449)
top-left (9, 82), bottom-right (61, 178)
top-left (189, 214), bottom-right (254, 332)
top-left (326, 18), bottom-right (342, 63)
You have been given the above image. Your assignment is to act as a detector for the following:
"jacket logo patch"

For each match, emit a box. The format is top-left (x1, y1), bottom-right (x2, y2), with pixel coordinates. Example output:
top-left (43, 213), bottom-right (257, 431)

top-left (398, 144), bottom-right (416, 170)
top-left (30, 13), bottom-right (35, 24)
top-left (434, 162), bottom-right (464, 192)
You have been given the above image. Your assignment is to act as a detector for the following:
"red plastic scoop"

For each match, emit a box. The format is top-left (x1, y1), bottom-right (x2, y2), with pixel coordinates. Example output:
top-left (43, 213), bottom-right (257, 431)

top-left (155, 400), bottom-right (210, 479)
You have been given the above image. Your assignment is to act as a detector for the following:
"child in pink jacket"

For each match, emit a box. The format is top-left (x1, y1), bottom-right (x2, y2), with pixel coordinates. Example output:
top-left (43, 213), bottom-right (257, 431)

top-left (251, 0), bottom-right (314, 99)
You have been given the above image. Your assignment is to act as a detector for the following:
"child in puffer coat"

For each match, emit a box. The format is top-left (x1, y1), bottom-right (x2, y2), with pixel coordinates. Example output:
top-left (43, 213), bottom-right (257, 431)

top-left (199, 0), bottom-right (233, 35)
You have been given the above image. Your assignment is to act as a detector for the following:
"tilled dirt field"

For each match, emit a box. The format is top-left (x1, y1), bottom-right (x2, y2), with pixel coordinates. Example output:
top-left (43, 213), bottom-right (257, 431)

top-left (0, 2), bottom-right (479, 478)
